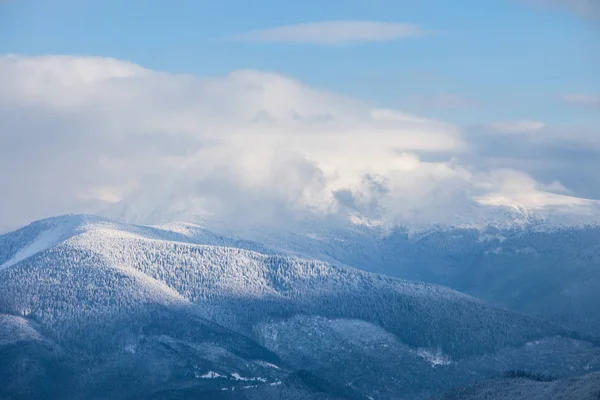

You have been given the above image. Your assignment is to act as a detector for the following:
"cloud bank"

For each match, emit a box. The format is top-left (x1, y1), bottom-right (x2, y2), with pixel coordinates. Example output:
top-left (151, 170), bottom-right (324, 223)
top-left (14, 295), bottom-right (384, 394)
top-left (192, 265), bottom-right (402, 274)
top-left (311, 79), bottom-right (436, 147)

top-left (0, 55), bottom-right (598, 231)
top-left (231, 21), bottom-right (429, 45)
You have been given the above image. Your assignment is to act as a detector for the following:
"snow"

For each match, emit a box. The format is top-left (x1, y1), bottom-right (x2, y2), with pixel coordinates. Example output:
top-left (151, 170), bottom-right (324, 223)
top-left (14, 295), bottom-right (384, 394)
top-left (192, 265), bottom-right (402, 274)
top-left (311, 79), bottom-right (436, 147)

top-left (254, 360), bottom-right (280, 369)
top-left (0, 213), bottom-right (582, 365)
top-left (415, 348), bottom-right (452, 367)
top-left (155, 222), bottom-right (206, 236)
top-left (109, 263), bottom-right (190, 306)
top-left (1, 224), bottom-right (71, 269)
top-left (349, 214), bottom-right (384, 228)
top-left (0, 314), bottom-right (43, 346)
top-left (231, 373), bottom-right (267, 382)
top-left (124, 344), bottom-right (136, 354)
top-left (196, 371), bottom-right (225, 379)
top-left (2, 213), bottom-right (598, 399)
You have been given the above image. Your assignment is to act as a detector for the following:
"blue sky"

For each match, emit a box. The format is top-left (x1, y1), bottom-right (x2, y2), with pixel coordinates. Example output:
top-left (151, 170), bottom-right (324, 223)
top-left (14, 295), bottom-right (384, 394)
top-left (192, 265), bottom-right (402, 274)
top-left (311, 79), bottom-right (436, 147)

top-left (1, 0), bottom-right (600, 230)
top-left (2, 0), bottom-right (599, 125)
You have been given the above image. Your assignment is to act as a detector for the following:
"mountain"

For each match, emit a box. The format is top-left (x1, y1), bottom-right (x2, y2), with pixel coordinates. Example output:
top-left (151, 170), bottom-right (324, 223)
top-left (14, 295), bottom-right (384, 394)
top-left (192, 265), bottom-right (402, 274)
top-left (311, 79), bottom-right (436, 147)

top-left (2, 214), bottom-right (600, 399)
top-left (0, 216), bottom-right (354, 400)
top-left (434, 371), bottom-right (600, 400)
top-left (101, 193), bottom-right (600, 332)
top-left (148, 215), bottom-right (600, 334)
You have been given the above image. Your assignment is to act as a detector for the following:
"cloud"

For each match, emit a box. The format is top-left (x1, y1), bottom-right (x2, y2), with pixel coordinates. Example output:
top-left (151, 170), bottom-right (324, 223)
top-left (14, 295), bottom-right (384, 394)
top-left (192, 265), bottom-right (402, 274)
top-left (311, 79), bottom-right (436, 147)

top-left (231, 21), bottom-right (430, 45)
top-left (463, 120), bottom-right (600, 204)
top-left (0, 55), bottom-right (598, 232)
top-left (474, 169), bottom-right (573, 205)
top-left (563, 93), bottom-right (600, 108)
top-left (0, 54), bottom-right (461, 229)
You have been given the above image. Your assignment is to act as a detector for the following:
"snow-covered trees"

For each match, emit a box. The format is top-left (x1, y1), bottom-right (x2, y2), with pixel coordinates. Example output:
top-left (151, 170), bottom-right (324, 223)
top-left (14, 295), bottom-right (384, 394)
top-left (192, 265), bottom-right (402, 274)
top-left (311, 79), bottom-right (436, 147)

top-left (2, 214), bottom-right (600, 399)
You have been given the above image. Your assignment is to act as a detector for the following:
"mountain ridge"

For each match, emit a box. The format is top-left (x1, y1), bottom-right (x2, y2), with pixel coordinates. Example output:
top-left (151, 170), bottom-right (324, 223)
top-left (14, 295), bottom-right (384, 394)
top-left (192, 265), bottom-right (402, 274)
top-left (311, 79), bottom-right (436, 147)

top-left (2, 213), bottom-right (600, 399)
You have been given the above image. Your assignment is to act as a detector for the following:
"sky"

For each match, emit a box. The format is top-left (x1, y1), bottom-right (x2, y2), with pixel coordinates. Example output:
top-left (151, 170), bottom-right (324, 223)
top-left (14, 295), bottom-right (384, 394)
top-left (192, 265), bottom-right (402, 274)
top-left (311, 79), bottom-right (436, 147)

top-left (0, 0), bottom-right (599, 231)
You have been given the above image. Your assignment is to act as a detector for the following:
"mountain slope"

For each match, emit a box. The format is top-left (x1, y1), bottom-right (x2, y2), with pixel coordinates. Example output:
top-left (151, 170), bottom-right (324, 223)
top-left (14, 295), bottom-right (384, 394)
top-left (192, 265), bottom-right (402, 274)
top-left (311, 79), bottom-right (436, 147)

top-left (0, 217), bottom-right (354, 399)
top-left (434, 371), bottom-right (600, 400)
top-left (3, 215), bottom-right (558, 357)
top-left (2, 214), bottom-right (600, 399)
top-left (165, 217), bottom-right (600, 332)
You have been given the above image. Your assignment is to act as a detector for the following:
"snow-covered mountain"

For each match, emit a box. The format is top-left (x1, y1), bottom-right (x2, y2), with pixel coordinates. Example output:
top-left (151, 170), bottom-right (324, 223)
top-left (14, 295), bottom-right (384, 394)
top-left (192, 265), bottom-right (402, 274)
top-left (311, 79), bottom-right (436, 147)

top-left (119, 207), bottom-right (600, 333)
top-left (2, 214), bottom-right (600, 399)
top-left (100, 190), bottom-right (600, 331)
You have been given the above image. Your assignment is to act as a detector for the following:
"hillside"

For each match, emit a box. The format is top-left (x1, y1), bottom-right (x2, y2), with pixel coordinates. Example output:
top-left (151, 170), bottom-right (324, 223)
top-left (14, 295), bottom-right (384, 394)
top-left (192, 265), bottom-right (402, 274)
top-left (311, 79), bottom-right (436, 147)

top-left (1, 214), bottom-right (600, 399)
top-left (161, 217), bottom-right (600, 333)
top-left (435, 371), bottom-right (600, 400)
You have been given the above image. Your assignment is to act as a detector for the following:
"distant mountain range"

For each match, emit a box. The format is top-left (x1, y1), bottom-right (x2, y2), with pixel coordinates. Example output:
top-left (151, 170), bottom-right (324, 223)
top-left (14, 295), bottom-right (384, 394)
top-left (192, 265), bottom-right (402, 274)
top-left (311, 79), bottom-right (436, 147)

top-left (2, 214), bottom-right (600, 399)
top-left (110, 206), bottom-right (600, 333)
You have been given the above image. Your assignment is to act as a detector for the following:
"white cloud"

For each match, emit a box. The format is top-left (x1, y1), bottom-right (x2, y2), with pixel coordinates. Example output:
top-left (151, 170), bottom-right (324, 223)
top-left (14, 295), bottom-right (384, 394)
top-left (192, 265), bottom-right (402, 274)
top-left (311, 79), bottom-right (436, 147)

top-left (0, 54), bottom-right (461, 229)
top-left (0, 55), bottom-right (597, 231)
top-left (564, 93), bottom-right (600, 108)
top-left (231, 21), bottom-right (429, 45)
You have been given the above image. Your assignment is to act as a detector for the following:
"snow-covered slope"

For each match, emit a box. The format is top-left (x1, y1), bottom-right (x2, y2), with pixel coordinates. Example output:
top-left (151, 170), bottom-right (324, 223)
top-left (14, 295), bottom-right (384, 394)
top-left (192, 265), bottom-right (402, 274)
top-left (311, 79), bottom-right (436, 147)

top-left (0, 215), bottom-right (559, 355)
top-left (260, 222), bottom-right (600, 331)
top-left (147, 214), bottom-right (600, 331)
top-left (0, 214), bottom-right (90, 269)
top-left (2, 214), bottom-right (600, 399)
top-left (0, 216), bottom-right (357, 400)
